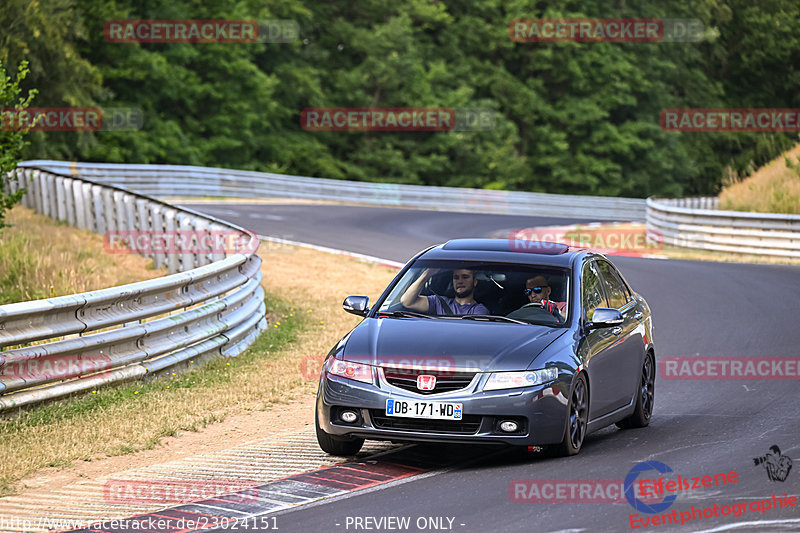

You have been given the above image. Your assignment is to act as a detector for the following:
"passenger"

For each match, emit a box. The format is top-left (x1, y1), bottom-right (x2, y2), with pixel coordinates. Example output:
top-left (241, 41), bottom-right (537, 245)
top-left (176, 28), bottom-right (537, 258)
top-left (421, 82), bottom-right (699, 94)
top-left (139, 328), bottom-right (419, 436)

top-left (400, 268), bottom-right (490, 315)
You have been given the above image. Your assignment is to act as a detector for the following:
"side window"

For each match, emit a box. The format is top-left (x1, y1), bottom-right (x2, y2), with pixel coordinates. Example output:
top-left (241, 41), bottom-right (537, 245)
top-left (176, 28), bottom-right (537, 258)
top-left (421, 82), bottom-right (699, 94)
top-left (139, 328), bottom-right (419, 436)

top-left (581, 262), bottom-right (605, 320)
top-left (597, 261), bottom-right (629, 309)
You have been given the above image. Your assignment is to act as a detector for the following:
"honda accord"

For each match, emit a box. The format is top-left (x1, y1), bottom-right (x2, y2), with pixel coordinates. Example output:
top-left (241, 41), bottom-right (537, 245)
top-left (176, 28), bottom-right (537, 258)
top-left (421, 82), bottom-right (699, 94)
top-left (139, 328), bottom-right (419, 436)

top-left (315, 239), bottom-right (655, 456)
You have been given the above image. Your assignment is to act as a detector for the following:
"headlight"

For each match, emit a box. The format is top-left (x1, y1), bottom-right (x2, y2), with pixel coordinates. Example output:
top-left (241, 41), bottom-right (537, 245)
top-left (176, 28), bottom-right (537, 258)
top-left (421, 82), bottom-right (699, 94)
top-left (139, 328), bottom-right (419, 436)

top-left (326, 356), bottom-right (373, 384)
top-left (483, 368), bottom-right (559, 391)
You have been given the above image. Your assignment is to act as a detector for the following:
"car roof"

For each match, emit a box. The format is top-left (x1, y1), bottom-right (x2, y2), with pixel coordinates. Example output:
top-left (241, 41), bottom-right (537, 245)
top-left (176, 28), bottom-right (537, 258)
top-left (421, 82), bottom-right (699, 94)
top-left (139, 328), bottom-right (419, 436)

top-left (417, 238), bottom-right (588, 267)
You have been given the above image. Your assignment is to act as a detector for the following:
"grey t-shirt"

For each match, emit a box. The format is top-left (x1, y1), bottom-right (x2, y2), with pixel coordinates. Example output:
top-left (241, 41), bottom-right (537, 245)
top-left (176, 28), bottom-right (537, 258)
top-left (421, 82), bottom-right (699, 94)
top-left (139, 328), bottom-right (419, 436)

top-left (427, 295), bottom-right (490, 315)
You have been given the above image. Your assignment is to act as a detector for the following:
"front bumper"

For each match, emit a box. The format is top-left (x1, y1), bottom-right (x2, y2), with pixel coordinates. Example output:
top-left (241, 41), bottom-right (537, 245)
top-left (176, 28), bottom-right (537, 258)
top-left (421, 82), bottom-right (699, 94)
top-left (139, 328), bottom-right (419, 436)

top-left (317, 372), bottom-right (570, 446)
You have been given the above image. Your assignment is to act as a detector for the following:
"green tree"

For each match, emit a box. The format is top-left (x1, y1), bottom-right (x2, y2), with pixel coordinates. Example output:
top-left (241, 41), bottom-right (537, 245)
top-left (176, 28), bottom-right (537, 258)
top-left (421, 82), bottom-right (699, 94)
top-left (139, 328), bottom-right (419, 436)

top-left (0, 60), bottom-right (37, 228)
top-left (9, 0), bottom-right (800, 199)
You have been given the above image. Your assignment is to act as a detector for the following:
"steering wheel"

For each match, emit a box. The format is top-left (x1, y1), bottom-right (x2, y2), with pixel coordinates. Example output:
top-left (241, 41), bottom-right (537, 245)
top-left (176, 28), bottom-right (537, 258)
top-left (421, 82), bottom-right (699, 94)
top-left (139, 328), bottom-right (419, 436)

top-left (522, 301), bottom-right (563, 323)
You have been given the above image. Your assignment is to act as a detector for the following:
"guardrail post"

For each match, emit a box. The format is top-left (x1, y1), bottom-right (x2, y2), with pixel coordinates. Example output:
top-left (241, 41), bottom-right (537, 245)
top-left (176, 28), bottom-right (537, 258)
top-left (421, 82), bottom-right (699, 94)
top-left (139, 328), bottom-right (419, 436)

top-left (48, 172), bottom-right (59, 217)
top-left (135, 199), bottom-right (152, 261)
top-left (64, 177), bottom-right (77, 226)
top-left (48, 174), bottom-right (58, 217)
top-left (31, 170), bottom-right (44, 213)
top-left (19, 169), bottom-right (33, 209)
top-left (73, 180), bottom-right (87, 229)
top-left (193, 218), bottom-right (211, 266)
top-left (178, 212), bottom-right (195, 271)
top-left (4, 170), bottom-right (17, 198)
top-left (91, 185), bottom-right (106, 234)
top-left (163, 207), bottom-right (179, 274)
top-left (123, 193), bottom-right (136, 232)
top-left (103, 188), bottom-right (116, 236)
top-left (40, 172), bottom-right (52, 217)
top-left (151, 204), bottom-right (166, 270)
top-left (112, 191), bottom-right (127, 233)
top-left (209, 222), bottom-right (227, 262)
top-left (55, 176), bottom-right (68, 222)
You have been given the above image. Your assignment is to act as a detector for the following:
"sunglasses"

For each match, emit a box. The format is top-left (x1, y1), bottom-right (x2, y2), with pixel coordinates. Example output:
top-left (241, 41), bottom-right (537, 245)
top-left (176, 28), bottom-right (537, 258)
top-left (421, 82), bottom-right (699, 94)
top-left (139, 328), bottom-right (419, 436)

top-left (524, 286), bottom-right (548, 295)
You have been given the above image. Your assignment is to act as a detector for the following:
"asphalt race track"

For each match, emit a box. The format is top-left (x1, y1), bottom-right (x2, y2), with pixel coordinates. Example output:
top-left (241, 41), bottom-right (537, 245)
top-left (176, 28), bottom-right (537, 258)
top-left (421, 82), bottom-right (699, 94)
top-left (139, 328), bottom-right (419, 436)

top-left (180, 202), bottom-right (800, 533)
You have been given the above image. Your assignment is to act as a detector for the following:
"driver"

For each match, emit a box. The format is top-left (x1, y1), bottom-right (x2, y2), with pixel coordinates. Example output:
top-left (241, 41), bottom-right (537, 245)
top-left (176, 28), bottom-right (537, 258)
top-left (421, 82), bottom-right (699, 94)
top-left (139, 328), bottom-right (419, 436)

top-left (400, 268), bottom-right (490, 315)
top-left (520, 275), bottom-right (561, 318)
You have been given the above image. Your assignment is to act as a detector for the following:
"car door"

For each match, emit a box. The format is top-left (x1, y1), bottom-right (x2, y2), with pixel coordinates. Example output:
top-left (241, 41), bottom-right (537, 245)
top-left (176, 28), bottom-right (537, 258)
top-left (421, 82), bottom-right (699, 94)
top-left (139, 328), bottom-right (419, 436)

top-left (581, 260), bottom-right (623, 420)
top-left (595, 259), bottom-right (643, 411)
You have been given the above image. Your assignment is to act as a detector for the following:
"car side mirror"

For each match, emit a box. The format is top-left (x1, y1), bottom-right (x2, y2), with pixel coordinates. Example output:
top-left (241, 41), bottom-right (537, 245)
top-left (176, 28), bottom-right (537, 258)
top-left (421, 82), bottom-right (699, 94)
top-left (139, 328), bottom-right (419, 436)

top-left (587, 308), bottom-right (623, 329)
top-left (343, 295), bottom-right (370, 316)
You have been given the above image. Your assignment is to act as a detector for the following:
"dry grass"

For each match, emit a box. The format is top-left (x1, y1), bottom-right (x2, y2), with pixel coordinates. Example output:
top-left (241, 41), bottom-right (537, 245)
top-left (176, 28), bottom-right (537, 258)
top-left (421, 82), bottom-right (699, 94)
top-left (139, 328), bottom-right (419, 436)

top-left (719, 143), bottom-right (800, 214)
top-left (0, 241), bottom-right (397, 495)
top-left (0, 206), bottom-right (165, 304)
top-left (256, 243), bottom-right (395, 360)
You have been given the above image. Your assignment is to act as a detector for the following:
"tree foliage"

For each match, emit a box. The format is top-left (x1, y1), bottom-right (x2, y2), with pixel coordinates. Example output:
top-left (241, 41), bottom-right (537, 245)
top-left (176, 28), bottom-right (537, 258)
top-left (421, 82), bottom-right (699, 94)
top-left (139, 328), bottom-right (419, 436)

top-left (7, 0), bottom-right (800, 198)
top-left (0, 60), bottom-right (37, 228)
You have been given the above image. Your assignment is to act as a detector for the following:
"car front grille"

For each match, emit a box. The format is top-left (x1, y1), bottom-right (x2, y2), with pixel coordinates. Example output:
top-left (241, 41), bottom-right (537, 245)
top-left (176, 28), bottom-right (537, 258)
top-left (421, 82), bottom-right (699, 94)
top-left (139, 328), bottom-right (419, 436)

top-left (381, 367), bottom-right (476, 395)
top-left (369, 410), bottom-right (482, 434)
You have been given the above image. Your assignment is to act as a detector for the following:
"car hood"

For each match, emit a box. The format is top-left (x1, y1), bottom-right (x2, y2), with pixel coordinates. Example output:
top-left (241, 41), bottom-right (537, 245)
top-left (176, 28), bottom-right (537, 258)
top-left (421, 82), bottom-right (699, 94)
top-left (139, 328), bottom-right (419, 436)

top-left (340, 317), bottom-right (567, 372)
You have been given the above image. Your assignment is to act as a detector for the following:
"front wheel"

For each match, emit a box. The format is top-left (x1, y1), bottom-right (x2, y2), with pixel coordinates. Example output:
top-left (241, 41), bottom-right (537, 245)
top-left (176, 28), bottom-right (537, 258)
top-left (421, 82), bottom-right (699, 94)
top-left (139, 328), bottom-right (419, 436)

top-left (316, 408), bottom-right (365, 456)
top-left (552, 373), bottom-right (589, 456)
top-left (616, 351), bottom-right (655, 429)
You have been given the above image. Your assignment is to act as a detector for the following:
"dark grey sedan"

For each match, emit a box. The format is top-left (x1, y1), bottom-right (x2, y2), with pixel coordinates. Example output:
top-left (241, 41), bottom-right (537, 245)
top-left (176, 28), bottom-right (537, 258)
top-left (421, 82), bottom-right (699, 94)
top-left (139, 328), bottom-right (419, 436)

top-left (315, 239), bottom-right (655, 456)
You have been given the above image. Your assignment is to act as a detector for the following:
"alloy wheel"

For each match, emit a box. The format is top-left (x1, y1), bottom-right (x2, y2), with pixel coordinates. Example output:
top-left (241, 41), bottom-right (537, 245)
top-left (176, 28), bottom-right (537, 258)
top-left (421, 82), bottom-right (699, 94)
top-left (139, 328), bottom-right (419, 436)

top-left (569, 377), bottom-right (588, 450)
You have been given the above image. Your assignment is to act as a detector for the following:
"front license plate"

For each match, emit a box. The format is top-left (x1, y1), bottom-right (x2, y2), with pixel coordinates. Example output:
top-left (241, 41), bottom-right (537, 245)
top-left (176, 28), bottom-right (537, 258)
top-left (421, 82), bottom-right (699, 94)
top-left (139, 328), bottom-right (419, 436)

top-left (385, 399), bottom-right (463, 420)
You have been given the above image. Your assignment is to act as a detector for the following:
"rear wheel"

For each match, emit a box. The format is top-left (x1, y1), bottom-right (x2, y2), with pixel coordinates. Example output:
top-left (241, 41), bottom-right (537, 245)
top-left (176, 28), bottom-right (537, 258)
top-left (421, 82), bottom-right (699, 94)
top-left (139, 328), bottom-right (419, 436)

top-left (552, 373), bottom-right (588, 456)
top-left (315, 408), bottom-right (365, 456)
top-left (616, 351), bottom-right (655, 429)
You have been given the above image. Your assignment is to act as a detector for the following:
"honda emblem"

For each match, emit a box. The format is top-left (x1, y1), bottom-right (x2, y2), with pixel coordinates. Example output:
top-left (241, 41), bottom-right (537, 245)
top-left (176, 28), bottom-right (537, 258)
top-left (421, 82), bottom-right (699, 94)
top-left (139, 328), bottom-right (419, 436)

top-left (417, 374), bottom-right (436, 391)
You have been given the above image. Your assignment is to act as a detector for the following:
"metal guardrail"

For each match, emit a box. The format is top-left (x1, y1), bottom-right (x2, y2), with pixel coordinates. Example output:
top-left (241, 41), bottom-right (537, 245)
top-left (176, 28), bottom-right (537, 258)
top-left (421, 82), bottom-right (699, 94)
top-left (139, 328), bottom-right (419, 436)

top-left (19, 160), bottom-right (647, 221)
top-left (0, 167), bottom-right (267, 411)
top-left (647, 197), bottom-right (800, 258)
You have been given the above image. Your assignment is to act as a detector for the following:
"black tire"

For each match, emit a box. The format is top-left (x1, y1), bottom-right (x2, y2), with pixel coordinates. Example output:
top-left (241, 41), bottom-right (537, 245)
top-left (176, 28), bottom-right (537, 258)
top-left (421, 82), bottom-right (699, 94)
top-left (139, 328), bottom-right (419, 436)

top-left (552, 373), bottom-right (589, 457)
top-left (315, 409), bottom-right (365, 456)
top-left (616, 351), bottom-right (655, 429)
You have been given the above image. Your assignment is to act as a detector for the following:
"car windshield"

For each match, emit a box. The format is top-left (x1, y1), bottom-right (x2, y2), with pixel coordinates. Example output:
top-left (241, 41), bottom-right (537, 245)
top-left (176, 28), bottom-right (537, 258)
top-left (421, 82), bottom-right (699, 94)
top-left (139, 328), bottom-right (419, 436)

top-left (377, 260), bottom-right (570, 326)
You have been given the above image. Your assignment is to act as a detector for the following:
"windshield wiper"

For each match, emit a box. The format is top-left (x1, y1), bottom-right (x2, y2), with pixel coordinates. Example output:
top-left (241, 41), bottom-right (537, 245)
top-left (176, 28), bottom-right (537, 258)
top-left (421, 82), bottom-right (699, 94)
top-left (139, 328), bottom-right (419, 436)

top-left (376, 310), bottom-right (433, 319)
top-left (460, 314), bottom-right (529, 325)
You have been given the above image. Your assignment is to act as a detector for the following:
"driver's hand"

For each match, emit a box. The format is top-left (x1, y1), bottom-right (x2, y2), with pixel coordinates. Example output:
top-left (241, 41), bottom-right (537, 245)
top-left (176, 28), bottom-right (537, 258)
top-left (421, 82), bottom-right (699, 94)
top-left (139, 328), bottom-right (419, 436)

top-left (423, 268), bottom-right (441, 278)
top-left (541, 300), bottom-right (558, 314)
